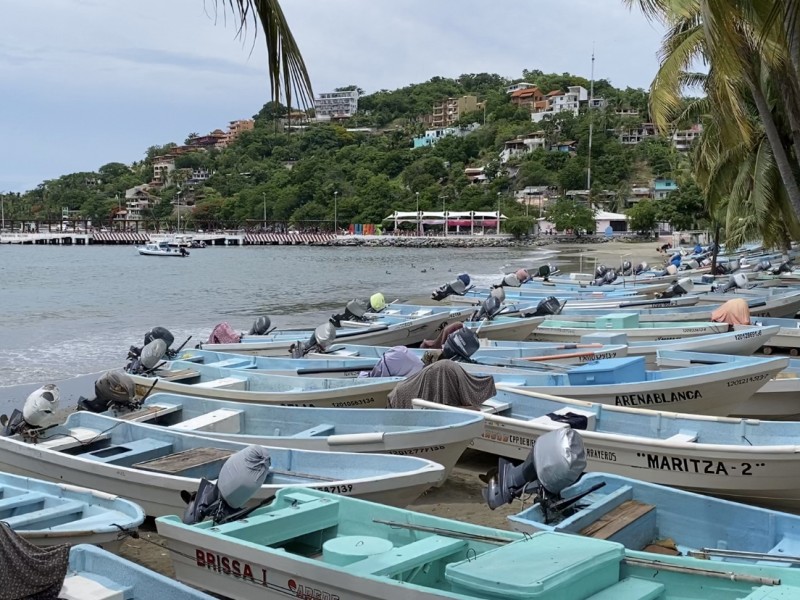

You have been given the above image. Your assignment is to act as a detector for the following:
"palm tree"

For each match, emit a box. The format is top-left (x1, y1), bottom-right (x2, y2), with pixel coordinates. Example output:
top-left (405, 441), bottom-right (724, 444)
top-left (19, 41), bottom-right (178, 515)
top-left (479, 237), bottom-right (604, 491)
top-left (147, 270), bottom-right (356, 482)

top-left (624, 0), bottom-right (800, 217)
top-left (217, 1), bottom-right (313, 109)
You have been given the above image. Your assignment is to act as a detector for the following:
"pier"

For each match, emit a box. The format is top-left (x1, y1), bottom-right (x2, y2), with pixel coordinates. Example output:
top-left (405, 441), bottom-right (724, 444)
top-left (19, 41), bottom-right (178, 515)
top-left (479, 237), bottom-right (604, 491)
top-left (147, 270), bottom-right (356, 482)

top-left (0, 231), bottom-right (337, 246)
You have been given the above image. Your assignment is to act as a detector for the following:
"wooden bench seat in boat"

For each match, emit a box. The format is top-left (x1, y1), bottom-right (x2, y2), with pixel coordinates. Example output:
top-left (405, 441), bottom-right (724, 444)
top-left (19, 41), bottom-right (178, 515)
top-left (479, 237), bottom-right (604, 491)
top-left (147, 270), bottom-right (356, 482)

top-left (192, 377), bottom-right (248, 391)
top-left (168, 408), bottom-right (243, 434)
top-left (664, 430), bottom-right (698, 443)
top-left (60, 574), bottom-right (132, 600)
top-left (153, 368), bottom-right (200, 382)
top-left (1, 499), bottom-right (84, 529)
top-left (580, 500), bottom-right (656, 548)
top-left (133, 447), bottom-right (234, 475)
top-left (0, 491), bottom-right (46, 517)
top-left (528, 407), bottom-right (597, 431)
top-left (37, 428), bottom-right (111, 452)
top-left (214, 493), bottom-right (339, 544)
top-left (349, 536), bottom-right (467, 577)
top-left (83, 438), bottom-right (174, 467)
top-left (585, 577), bottom-right (665, 600)
top-left (117, 403), bottom-right (182, 422)
top-left (290, 424), bottom-right (336, 438)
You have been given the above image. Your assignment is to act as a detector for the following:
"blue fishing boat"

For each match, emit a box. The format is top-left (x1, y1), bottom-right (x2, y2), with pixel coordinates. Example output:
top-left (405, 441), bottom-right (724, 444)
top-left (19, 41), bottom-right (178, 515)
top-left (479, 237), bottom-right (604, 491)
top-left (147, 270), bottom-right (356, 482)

top-left (96, 391), bottom-right (484, 476)
top-left (0, 412), bottom-right (445, 517)
top-left (0, 471), bottom-right (144, 548)
top-left (156, 487), bottom-right (800, 600)
top-left (509, 473), bottom-right (800, 567)
top-left (62, 544), bottom-right (215, 599)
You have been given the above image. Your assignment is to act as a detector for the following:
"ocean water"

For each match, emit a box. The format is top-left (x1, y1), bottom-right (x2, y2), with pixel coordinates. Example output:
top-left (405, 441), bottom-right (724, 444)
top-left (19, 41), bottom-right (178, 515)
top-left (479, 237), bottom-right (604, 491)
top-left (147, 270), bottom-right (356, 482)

top-left (0, 243), bottom-right (561, 385)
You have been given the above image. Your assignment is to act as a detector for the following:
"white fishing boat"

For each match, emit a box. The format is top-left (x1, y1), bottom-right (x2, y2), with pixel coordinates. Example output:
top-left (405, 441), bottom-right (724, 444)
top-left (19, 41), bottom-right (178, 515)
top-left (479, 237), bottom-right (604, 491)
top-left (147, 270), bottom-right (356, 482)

top-left (0, 412), bottom-right (445, 517)
top-left (98, 392), bottom-right (484, 477)
top-left (415, 384), bottom-right (800, 511)
top-left (127, 361), bottom-right (403, 408)
top-left (137, 241), bottom-right (189, 257)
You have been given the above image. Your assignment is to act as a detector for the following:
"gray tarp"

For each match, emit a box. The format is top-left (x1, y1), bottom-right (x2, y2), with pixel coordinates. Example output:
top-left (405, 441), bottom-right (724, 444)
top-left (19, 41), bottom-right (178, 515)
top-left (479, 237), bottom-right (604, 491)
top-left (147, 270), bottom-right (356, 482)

top-left (387, 360), bottom-right (496, 409)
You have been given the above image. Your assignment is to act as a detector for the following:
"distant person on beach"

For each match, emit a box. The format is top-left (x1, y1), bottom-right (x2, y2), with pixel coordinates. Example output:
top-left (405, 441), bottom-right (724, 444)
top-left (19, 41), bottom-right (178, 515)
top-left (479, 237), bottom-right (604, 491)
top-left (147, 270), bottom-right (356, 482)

top-left (694, 242), bottom-right (703, 254)
top-left (658, 242), bottom-right (672, 254)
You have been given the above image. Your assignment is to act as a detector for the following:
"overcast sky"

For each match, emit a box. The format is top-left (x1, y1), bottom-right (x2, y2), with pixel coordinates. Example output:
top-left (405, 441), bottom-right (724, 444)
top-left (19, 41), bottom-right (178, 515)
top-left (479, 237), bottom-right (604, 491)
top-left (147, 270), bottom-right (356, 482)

top-left (0, 0), bottom-right (665, 193)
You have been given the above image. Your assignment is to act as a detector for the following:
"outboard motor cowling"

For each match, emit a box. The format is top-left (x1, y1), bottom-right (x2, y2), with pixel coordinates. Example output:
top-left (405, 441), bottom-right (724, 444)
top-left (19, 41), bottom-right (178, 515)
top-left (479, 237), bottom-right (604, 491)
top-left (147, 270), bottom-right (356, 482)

top-left (79, 371), bottom-right (137, 413)
top-left (248, 316), bottom-right (272, 336)
top-left (441, 327), bottom-right (481, 362)
top-left (329, 299), bottom-right (369, 327)
top-left (634, 262), bottom-right (648, 275)
top-left (594, 265), bottom-right (608, 279)
top-left (431, 274), bottom-right (471, 301)
top-left (483, 428), bottom-right (586, 510)
top-left (144, 327), bottom-right (175, 350)
top-left (620, 260), bottom-right (632, 276)
top-left (603, 269), bottom-right (617, 284)
top-left (657, 277), bottom-right (694, 299)
top-left (772, 260), bottom-right (793, 275)
top-left (526, 296), bottom-right (564, 317)
top-left (472, 287), bottom-right (506, 322)
top-left (1, 384), bottom-right (60, 437)
top-left (126, 339), bottom-right (167, 375)
top-left (754, 260), bottom-right (772, 273)
top-left (715, 273), bottom-right (749, 293)
top-left (182, 445), bottom-right (271, 525)
top-left (290, 322), bottom-right (337, 358)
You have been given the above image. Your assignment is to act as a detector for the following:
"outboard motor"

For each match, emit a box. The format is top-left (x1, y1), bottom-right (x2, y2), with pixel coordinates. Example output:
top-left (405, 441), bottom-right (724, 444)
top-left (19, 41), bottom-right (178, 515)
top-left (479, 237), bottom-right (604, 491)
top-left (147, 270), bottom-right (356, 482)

top-left (772, 260), bottom-right (793, 275)
top-left (634, 262), bottom-right (648, 275)
top-left (594, 265), bottom-right (608, 279)
top-left (248, 316), bottom-right (273, 336)
top-left (483, 428), bottom-right (586, 512)
top-left (493, 273), bottom-right (522, 289)
top-left (472, 287), bottom-right (506, 322)
top-left (126, 338), bottom-right (168, 375)
top-left (289, 322), bottom-right (337, 358)
top-left (603, 269), bottom-right (617, 285)
top-left (330, 293), bottom-right (385, 325)
top-left (714, 273), bottom-right (749, 293)
top-left (656, 277), bottom-right (694, 299)
top-left (431, 274), bottom-right (472, 301)
top-left (620, 260), bottom-right (632, 276)
top-left (144, 326), bottom-right (174, 351)
top-left (0, 384), bottom-right (60, 437)
top-left (77, 371), bottom-right (137, 413)
top-left (182, 445), bottom-right (271, 525)
top-left (753, 259), bottom-right (772, 273)
top-left (441, 327), bottom-right (481, 362)
top-left (537, 265), bottom-right (552, 282)
top-left (520, 296), bottom-right (564, 318)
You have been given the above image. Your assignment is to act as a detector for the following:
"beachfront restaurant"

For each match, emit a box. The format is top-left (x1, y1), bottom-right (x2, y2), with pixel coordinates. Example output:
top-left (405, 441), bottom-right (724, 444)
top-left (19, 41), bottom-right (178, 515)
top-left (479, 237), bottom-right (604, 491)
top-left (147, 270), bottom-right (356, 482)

top-left (383, 211), bottom-right (508, 235)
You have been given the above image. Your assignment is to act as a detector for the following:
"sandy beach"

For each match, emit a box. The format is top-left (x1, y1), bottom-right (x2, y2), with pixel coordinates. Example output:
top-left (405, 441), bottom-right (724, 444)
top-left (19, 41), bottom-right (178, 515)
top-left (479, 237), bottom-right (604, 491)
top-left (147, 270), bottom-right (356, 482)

top-left (113, 240), bottom-right (670, 588)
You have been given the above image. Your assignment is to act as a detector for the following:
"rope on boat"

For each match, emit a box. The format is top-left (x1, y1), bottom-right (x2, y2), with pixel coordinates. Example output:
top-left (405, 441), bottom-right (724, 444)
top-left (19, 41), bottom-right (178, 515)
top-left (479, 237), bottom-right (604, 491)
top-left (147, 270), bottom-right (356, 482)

top-left (690, 547), bottom-right (800, 565)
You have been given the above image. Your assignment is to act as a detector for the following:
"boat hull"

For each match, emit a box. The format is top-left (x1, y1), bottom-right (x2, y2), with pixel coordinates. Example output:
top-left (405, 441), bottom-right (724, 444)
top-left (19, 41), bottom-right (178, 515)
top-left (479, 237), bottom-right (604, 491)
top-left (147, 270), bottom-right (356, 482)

top-left (530, 322), bottom-right (730, 343)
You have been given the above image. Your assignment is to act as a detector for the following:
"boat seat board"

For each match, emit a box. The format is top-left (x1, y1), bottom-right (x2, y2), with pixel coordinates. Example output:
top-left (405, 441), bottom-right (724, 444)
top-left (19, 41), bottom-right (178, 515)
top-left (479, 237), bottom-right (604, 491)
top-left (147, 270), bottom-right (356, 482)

top-left (349, 536), bottom-right (468, 577)
top-left (585, 577), bottom-right (665, 600)
top-left (154, 368), bottom-right (200, 382)
top-left (481, 399), bottom-right (511, 414)
top-left (169, 409), bottom-right (243, 434)
top-left (192, 377), bottom-right (248, 391)
top-left (2, 499), bottom-right (85, 528)
top-left (132, 447), bottom-right (234, 475)
top-left (203, 358), bottom-right (256, 369)
top-left (290, 424), bottom-right (336, 438)
top-left (665, 430), bottom-right (698, 443)
top-left (580, 500), bottom-right (656, 542)
top-left (0, 491), bottom-right (46, 515)
top-left (60, 574), bottom-right (128, 600)
top-left (116, 403), bottom-right (182, 422)
top-left (216, 496), bottom-right (339, 545)
top-left (83, 438), bottom-right (174, 467)
top-left (38, 428), bottom-right (110, 451)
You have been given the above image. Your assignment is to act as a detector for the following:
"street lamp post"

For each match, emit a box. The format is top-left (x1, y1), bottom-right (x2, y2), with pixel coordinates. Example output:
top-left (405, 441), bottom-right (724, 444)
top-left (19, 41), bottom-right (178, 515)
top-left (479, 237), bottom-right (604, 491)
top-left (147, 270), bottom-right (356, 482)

top-left (415, 192), bottom-right (420, 236)
top-left (496, 192), bottom-right (502, 235)
top-left (333, 191), bottom-right (339, 234)
top-left (440, 195), bottom-right (447, 237)
top-left (262, 192), bottom-right (267, 231)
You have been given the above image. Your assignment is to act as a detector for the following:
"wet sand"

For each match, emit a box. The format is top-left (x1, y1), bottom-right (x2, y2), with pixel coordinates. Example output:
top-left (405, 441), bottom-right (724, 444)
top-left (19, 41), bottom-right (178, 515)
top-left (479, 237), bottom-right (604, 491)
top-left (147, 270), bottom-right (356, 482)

top-left (114, 240), bottom-right (669, 590)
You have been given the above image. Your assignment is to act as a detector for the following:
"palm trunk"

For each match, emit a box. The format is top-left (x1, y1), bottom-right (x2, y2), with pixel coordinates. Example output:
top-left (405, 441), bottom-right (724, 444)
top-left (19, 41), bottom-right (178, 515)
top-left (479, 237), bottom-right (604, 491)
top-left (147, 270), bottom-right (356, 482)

top-left (711, 220), bottom-right (721, 276)
top-left (748, 78), bottom-right (800, 217)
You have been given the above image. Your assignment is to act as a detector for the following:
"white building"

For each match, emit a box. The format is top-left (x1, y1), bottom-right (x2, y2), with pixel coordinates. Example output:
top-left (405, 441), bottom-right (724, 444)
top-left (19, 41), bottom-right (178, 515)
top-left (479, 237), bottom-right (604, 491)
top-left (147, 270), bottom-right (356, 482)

top-left (532, 86), bottom-right (589, 123)
top-left (672, 124), bottom-right (703, 152)
top-left (412, 123), bottom-right (480, 149)
top-left (315, 89), bottom-right (359, 119)
top-left (499, 132), bottom-right (548, 163)
top-left (505, 81), bottom-right (537, 94)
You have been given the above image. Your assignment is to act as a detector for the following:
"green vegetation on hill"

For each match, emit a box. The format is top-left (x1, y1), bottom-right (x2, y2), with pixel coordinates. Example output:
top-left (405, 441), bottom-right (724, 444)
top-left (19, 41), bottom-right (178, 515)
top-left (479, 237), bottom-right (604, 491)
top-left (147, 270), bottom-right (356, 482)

top-left (0, 71), bottom-right (699, 232)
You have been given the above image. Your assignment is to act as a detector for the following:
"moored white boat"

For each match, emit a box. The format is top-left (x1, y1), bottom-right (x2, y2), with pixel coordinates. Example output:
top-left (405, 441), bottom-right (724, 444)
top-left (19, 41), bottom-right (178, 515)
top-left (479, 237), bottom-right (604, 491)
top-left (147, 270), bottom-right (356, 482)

top-left (137, 241), bottom-right (189, 257)
top-left (0, 412), bottom-right (445, 517)
top-left (531, 314), bottom-right (730, 343)
top-left (0, 471), bottom-right (144, 549)
top-left (99, 392), bottom-right (484, 477)
top-left (415, 383), bottom-right (800, 511)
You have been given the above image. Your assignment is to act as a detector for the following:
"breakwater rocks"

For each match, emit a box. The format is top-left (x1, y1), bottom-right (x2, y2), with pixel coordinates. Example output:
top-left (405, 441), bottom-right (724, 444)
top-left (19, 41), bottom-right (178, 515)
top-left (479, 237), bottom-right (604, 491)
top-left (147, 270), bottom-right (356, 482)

top-left (328, 235), bottom-right (619, 248)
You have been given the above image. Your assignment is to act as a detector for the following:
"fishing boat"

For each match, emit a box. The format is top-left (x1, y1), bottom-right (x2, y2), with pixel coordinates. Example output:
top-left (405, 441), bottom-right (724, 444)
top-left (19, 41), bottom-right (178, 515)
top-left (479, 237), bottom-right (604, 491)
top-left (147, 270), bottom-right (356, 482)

top-left (471, 325), bottom-right (780, 366)
top-left (127, 361), bottom-right (403, 408)
top-left (751, 316), bottom-right (800, 356)
top-left (137, 241), bottom-right (189, 257)
top-left (415, 381), bottom-right (800, 511)
top-left (0, 412), bottom-right (445, 517)
top-left (156, 486), bottom-right (800, 600)
top-left (97, 392), bottom-right (484, 476)
top-left (509, 472), bottom-right (800, 567)
top-left (0, 471), bottom-right (144, 549)
top-left (200, 308), bottom-right (474, 356)
top-left (62, 544), bottom-right (216, 599)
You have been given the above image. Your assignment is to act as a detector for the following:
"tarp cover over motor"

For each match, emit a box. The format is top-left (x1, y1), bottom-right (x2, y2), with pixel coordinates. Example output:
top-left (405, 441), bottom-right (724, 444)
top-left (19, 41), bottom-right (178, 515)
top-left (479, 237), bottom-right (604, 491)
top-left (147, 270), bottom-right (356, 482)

top-left (711, 298), bottom-right (751, 326)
